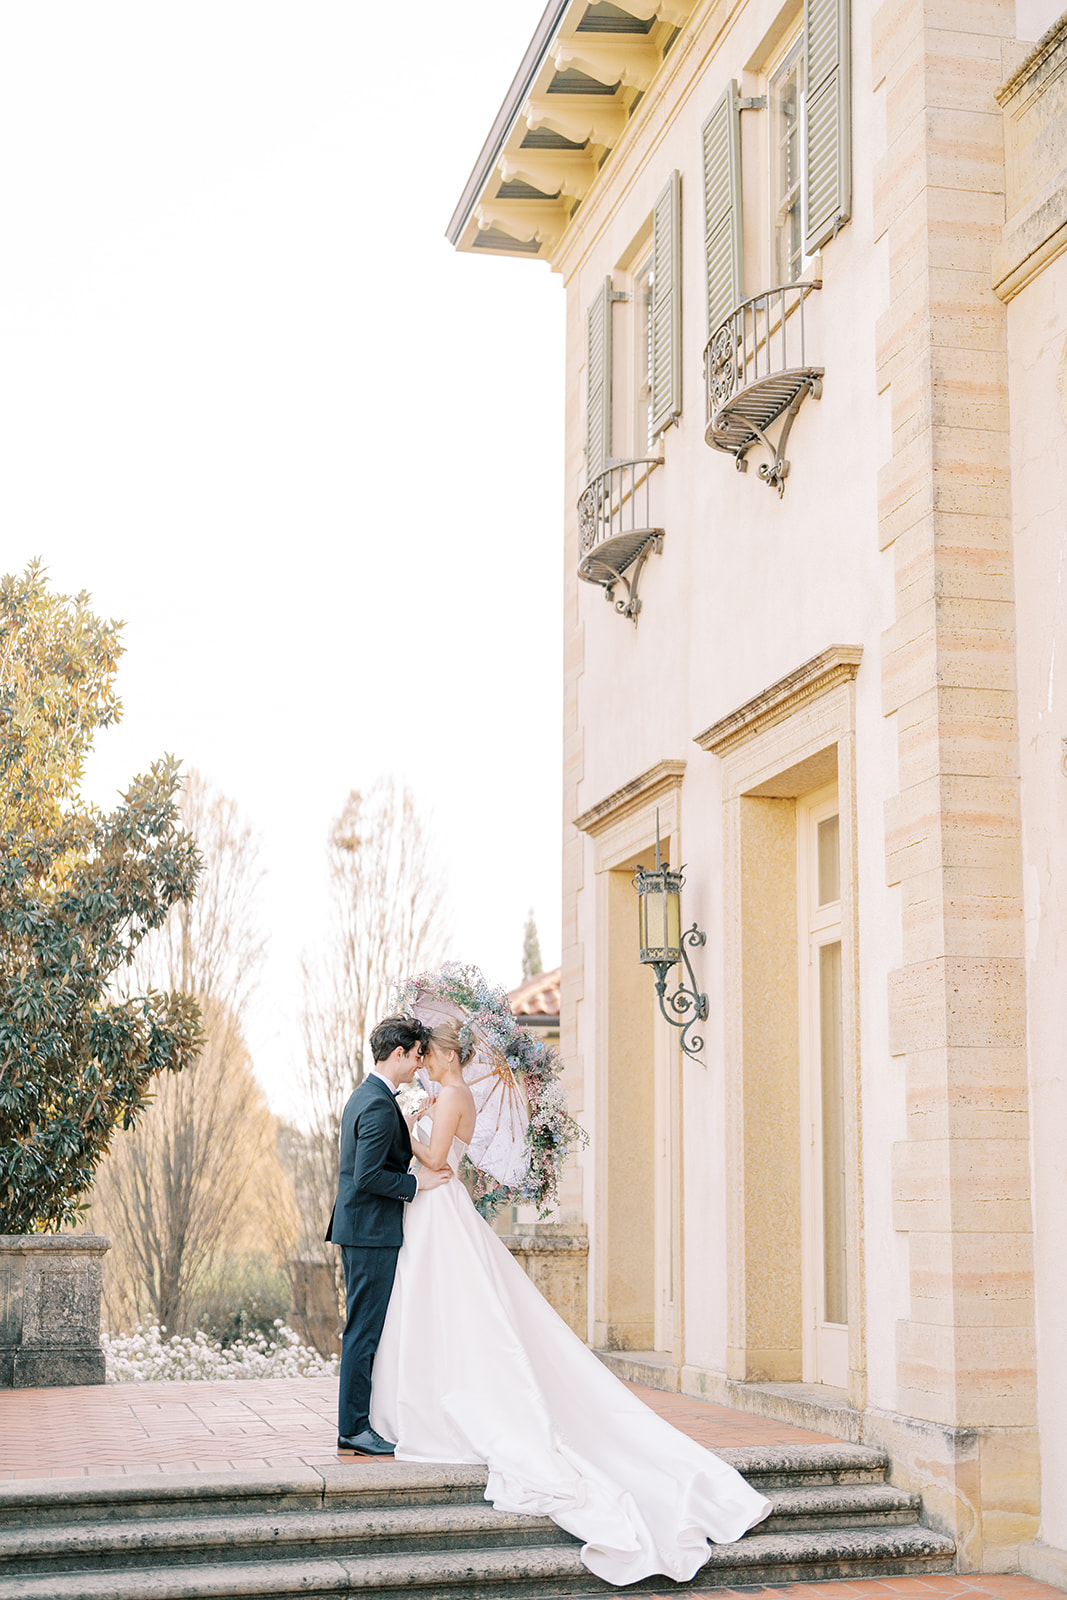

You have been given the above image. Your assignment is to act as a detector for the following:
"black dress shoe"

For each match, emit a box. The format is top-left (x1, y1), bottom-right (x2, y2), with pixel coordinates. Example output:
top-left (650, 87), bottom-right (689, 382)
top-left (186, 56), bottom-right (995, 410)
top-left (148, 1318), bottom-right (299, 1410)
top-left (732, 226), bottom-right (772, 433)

top-left (337, 1427), bottom-right (396, 1455)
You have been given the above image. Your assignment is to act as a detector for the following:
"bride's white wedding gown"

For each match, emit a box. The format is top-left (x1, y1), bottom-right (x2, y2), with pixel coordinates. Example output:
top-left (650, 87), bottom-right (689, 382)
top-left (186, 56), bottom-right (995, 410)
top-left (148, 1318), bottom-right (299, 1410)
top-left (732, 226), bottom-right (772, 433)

top-left (370, 1133), bottom-right (771, 1587)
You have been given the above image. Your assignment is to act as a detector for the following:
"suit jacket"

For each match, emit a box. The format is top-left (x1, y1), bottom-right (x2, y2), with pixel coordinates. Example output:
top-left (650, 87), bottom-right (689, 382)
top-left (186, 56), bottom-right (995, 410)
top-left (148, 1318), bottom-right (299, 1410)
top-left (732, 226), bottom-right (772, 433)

top-left (325, 1074), bottom-right (418, 1248)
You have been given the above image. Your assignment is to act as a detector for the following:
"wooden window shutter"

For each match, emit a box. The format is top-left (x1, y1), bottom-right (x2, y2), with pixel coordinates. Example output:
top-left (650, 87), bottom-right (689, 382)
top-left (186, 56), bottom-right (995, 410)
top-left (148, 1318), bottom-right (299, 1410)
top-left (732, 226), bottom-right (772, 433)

top-left (804, 0), bottom-right (851, 254)
top-left (702, 82), bottom-right (743, 335)
top-left (585, 275), bottom-right (615, 481)
top-left (650, 169), bottom-right (682, 438)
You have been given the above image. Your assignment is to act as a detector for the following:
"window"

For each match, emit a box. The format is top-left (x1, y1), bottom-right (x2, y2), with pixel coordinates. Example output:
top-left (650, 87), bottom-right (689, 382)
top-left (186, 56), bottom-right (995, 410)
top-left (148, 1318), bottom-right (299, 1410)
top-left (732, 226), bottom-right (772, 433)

top-left (771, 38), bottom-right (804, 284)
top-left (583, 168), bottom-right (681, 480)
top-left (797, 785), bottom-right (848, 1388)
top-left (634, 252), bottom-right (654, 457)
top-left (702, 0), bottom-right (850, 331)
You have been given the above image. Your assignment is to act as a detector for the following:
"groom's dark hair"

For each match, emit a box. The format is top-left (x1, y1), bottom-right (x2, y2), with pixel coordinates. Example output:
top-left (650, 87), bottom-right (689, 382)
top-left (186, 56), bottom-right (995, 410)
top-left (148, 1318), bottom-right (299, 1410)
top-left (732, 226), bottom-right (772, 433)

top-left (369, 1014), bottom-right (429, 1063)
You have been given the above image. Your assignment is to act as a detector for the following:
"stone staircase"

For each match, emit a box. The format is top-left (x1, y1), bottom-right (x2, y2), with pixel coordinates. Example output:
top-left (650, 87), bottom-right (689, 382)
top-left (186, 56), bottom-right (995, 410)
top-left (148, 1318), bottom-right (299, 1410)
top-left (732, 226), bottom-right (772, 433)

top-left (0, 1446), bottom-right (954, 1600)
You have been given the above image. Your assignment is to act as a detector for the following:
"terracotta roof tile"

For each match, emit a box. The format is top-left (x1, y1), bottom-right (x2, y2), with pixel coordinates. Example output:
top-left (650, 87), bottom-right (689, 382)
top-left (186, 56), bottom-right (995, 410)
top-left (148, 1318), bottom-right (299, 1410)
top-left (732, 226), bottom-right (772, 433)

top-left (508, 967), bottom-right (561, 1020)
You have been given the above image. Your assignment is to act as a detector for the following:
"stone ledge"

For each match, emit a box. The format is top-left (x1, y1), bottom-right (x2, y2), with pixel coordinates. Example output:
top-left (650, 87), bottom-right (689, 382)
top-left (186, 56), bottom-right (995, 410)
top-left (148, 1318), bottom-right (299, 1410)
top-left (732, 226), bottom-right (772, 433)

top-left (592, 1348), bottom-right (681, 1392)
top-left (1020, 1539), bottom-right (1067, 1589)
top-left (596, 1350), bottom-right (864, 1441)
top-left (993, 12), bottom-right (1067, 301)
top-left (573, 758), bottom-right (686, 838)
top-left (694, 647), bottom-right (863, 759)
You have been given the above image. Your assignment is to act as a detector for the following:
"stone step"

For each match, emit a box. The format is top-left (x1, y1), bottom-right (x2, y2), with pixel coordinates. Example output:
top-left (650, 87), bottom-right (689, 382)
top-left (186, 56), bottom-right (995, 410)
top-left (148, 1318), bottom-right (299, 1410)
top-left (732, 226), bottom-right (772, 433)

top-left (716, 1443), bottom-right (891, 1488)
top-left (0, 1502), bottom-right (566, 1578)
top-left (0, 1479), bottom-right (926, 1577)
top-left (0, 1447), bottom-right (890, 1540)
top-left (760, 1482), bottom-right (922, 1533)
top-left (0, 1465), bottom-right (490, 1531)
top-left (0, 1524), bottom-right (958, 1600)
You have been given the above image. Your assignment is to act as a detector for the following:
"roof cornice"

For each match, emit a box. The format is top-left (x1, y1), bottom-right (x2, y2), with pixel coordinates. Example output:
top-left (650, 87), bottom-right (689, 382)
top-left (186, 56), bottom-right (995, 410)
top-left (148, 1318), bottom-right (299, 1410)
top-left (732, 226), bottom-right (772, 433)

top-left (445, 0), bottom-right (571, 248)
top-left (445, 0), bottom-right (699, 265)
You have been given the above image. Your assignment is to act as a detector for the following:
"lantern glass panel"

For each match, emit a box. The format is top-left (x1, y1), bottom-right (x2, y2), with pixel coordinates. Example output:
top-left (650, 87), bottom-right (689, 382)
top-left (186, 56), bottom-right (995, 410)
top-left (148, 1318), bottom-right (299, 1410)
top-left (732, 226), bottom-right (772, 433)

top-left (644, 884), bottom-right (668, 953)
top-left (665, 883), bottom-right (681, 953)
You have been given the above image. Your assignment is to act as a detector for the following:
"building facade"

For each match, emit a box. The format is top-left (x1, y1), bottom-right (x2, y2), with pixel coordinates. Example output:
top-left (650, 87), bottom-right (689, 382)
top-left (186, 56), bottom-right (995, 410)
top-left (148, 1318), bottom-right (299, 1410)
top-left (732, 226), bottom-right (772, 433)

top-left (449, 0), bottom-right (1067, 1579)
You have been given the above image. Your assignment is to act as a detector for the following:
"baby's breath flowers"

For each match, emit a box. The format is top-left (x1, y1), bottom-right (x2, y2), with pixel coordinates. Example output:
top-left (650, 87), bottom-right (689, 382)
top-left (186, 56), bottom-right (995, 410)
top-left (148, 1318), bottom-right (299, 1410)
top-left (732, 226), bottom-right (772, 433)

top-left (102, 1320), bottom-right (339, 1383)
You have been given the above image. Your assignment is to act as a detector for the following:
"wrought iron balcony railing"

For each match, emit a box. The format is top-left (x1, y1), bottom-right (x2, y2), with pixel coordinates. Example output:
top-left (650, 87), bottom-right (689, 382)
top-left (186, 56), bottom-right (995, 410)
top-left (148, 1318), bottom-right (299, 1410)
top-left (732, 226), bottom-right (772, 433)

top-left (703, 280), bottom-right (823, 496)
top-left (577, 457), bottom-right (664, 624)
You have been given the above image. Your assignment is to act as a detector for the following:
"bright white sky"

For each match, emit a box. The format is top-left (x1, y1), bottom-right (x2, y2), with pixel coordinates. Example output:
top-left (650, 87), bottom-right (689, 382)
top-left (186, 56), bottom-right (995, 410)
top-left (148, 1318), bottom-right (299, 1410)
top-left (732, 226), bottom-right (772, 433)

top-left (0, 2), bottom-right (564, 1118)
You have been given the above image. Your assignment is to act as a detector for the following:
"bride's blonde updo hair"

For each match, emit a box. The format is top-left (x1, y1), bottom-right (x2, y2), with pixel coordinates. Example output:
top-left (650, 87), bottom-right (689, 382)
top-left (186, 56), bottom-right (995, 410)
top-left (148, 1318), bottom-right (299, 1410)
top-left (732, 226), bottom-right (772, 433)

top-left (429, 1018), bottom-right (476, 1068)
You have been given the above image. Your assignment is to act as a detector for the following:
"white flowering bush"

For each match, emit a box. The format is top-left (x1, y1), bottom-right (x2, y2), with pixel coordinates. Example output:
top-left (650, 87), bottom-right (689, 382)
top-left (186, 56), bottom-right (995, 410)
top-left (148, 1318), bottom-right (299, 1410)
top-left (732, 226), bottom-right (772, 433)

top-left (102, 1319), bottom-right (339, 1383)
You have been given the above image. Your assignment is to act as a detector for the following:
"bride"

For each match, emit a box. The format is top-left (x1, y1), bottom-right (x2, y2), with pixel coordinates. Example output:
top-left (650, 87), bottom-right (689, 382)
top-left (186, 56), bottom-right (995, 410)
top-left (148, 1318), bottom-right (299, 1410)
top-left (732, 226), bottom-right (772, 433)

top-left (369, 1016), bottom-right (771, 1588)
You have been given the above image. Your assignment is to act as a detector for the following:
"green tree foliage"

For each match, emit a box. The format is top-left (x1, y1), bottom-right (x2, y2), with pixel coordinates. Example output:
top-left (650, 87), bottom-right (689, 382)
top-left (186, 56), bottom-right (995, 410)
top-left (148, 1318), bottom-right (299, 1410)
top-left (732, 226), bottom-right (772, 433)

top-left (521, 909), bottom-right (542, 981)
top-left (0, 559), bottom-right (124, 841)
top-left (0, 562), bottom-right (203, 1234)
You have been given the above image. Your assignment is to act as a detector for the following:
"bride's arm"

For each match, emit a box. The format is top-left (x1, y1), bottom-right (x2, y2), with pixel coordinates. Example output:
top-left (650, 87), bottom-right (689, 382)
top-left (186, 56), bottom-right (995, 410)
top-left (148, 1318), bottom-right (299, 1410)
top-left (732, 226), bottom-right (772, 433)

top-left (410, 1088), bottom-right (463, 1171)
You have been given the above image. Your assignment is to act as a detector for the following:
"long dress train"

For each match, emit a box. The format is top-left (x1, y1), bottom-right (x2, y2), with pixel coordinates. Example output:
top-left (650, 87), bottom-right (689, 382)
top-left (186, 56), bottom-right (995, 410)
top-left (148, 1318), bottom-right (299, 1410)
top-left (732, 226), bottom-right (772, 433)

top-left (370, 1135), bottom-right (771, 1587)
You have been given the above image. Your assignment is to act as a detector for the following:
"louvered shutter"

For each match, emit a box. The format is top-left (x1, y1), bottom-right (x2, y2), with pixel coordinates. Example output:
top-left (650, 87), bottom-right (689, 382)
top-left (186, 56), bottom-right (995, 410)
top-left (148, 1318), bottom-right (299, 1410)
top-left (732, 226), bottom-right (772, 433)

top-left (585, 276), bottom-right (614, 481)
top-left (650, 170), bottom-right (682, 438)
top-left (702, 83), bottom-right (743, 335)
top-left (804, 0), bottom-right (851, 254)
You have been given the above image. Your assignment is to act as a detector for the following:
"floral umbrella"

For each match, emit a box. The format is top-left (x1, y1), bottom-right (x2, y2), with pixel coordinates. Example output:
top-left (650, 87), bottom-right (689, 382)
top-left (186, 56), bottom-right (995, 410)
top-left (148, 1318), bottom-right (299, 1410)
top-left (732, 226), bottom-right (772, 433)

top-left (392, 962), bottom-right (586, 1217)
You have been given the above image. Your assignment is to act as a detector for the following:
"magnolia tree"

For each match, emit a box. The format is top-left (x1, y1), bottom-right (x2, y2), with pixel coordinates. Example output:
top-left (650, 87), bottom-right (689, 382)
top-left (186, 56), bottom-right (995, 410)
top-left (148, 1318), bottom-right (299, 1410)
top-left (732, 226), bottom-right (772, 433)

top-left (0, 561), bottom-right (203, 1234)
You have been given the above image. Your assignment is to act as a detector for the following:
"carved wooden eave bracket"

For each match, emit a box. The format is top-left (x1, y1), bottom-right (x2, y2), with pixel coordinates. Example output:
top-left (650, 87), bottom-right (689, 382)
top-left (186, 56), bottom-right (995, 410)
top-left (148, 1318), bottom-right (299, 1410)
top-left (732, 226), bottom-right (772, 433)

top-left (694, 646), bottom-right (863, 758)
top-left (446, 0), bottom-right (699, 268)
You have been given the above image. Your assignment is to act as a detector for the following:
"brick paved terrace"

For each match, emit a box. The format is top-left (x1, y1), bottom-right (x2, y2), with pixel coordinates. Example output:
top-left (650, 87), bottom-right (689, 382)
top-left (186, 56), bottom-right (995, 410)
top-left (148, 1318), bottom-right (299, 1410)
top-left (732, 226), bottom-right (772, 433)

top-left (0, 1381), bottom-right (1063, 1600)
top-left (0, 1377), bottom-right (833, 1480)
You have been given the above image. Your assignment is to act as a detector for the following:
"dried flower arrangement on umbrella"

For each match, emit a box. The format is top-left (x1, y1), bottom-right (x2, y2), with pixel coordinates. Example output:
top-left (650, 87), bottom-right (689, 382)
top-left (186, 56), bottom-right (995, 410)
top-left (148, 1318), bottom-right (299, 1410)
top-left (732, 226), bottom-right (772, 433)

top-left (392, 962), bottom-right (586, 1218)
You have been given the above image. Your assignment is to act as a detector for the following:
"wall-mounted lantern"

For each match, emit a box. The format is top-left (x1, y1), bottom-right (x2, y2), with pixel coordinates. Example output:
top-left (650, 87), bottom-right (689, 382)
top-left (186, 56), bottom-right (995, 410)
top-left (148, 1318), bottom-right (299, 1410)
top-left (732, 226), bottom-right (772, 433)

top-left (633, 817), bottom-right (709, 1060)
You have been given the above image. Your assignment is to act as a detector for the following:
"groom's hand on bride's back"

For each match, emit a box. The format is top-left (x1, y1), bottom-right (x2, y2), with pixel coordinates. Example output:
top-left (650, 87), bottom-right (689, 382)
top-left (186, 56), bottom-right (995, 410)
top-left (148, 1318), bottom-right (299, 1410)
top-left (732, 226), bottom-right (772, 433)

top-left (416, 1164), bottom-right (453, 1191)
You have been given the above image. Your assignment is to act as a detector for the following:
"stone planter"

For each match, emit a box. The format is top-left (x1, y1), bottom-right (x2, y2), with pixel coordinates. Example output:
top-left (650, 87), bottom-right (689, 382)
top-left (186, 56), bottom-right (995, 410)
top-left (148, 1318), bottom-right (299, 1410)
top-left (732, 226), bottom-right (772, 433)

top-left (499, 1223), bottom-right (588, 1338)
top-left (0, 1234), bottom-right (110, 1387)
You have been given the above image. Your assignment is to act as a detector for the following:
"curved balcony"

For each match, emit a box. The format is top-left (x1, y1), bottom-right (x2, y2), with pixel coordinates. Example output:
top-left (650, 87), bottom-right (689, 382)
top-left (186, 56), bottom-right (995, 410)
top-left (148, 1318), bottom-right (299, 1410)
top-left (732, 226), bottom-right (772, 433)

top-left (703, 281), bottom-right (823, 496)
top-left (577, 457), bottom-right (664, 624)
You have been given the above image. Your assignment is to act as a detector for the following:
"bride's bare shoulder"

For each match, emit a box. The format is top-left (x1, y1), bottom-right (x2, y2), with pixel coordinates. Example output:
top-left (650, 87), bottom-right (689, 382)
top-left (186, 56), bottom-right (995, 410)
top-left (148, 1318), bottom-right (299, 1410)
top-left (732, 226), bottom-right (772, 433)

top-left (437, 1081), bottom-right (475, 1108)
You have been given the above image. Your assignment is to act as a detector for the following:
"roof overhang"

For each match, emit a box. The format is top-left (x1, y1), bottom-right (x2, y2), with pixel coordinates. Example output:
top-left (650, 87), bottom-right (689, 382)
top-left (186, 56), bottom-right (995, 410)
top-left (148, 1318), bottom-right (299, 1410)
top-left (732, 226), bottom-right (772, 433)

top-left (446, 0), bottom-right (698, 267)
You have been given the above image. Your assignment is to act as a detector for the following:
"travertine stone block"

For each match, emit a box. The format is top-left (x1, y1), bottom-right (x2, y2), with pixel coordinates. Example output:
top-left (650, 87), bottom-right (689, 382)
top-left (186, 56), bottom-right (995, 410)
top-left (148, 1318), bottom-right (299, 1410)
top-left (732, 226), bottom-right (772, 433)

top-left (897, 713), bottom-right (1018, 788)
top-left (887, 957), bottom-right (1026, 1054)
top-left (909, 1228), bottom-right (1034, 1325)
top-left (923, 0), bottom-right (1013, 33)
top-left (897, 1318), bottom-right (1036, 1427)
top-left (874, 128), bottom-right (930, 240)
top-left (892, 1136), bottom-right (1033, 1234)
top-left (900, 877), bottom-right (1025, 962)
top-left (872, 0), bottom-right (924, 91)
top-left (904, 1044), bottom-right (1030, 1121)
top-left (882, 627), bottom-right (938, 715)
top-left (925, 109), bottom-right (1008, 196)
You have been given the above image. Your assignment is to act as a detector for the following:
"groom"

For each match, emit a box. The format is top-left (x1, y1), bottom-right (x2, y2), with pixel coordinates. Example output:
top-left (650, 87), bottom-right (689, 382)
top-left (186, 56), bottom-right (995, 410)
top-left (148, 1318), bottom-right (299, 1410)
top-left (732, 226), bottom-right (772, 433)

top-left (325, 1013), bottom-right (452, 1454)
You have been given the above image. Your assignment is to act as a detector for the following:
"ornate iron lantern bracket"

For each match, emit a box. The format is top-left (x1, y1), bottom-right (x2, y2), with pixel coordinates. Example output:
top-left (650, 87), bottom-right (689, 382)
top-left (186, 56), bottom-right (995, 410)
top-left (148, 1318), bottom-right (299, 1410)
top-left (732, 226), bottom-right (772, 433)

top-left (647, 924), bottom-right (709, 1060)
top-left (634, 812), bottom-right (709, 1061)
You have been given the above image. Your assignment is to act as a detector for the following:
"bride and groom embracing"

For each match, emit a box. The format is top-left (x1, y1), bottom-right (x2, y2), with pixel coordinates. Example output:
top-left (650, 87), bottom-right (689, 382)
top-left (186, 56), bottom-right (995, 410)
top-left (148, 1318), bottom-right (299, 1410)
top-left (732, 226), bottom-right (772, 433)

top-left (326, 1009), bottom-right (771, 1588)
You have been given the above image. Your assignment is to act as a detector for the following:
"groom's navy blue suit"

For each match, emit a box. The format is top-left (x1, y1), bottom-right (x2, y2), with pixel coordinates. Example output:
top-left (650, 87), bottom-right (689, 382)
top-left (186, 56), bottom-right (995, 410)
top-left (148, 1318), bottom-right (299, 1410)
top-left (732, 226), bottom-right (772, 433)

top-left (325, 1072), bottom-right (417, 1439)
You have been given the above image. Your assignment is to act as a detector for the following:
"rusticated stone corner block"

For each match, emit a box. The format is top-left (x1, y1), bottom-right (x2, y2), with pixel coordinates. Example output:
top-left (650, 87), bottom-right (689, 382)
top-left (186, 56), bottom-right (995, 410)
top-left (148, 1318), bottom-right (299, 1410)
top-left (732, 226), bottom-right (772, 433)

top-left (0, 1234), bottom-right (110, 1388)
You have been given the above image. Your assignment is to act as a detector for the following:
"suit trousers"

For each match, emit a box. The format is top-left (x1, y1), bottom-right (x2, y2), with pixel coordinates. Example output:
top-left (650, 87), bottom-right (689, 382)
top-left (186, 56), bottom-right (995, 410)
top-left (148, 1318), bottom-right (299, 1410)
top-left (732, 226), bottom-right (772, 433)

top-left (338, 1244), bottom-right (400, 1438)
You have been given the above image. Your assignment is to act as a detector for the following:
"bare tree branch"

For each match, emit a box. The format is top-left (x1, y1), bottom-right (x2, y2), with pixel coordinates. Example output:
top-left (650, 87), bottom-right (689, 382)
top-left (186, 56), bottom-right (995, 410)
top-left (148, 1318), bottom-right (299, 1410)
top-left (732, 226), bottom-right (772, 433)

top-left (90, 772), bottom-right (296, 1334)
top-left (289, 780), bottom-right (447, 1286)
